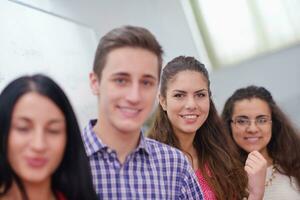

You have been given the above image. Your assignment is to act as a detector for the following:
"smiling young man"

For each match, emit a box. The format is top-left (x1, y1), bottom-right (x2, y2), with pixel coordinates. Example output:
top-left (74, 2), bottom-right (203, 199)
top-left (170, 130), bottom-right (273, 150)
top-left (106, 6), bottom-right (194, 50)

top-left (82, 26), bottom-right (203, 199)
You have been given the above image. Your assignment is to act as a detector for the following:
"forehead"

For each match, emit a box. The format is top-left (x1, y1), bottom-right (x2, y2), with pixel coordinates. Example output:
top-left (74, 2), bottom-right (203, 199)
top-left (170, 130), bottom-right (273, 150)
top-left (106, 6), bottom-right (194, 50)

top-left (13, 92), bottom-right (64, 119)
top-left (167, 70), bottom-right (208, 91)
top-left (102, 47), bottom-right (159, 79)
top-left (232, 98), bottom-right (271, 117)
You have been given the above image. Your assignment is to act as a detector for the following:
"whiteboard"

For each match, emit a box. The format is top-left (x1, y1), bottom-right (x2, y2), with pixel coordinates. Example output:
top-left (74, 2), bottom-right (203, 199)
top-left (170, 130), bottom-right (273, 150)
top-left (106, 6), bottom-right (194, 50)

top-left (0, 1), bottom-right (98, 128)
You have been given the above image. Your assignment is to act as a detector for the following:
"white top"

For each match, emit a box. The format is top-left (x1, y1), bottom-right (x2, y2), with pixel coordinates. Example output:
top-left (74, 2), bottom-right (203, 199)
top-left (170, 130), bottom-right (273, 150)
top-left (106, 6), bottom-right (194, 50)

top-left (264, 165), bottom-right (300, 200)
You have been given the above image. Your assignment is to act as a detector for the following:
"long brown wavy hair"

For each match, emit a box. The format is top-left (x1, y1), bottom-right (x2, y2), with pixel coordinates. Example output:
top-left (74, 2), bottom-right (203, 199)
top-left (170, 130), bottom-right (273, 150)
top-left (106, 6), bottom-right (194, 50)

top-left (221, 85), bottom-right (300, 187)
top-left (147, 56), bottom-right (248, 199)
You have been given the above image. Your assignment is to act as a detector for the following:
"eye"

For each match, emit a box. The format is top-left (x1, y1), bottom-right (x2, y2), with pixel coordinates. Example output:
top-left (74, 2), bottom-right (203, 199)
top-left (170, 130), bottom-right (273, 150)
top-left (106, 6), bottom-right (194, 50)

top-left (141, 79), bottom-right (154, 87)
top-left (114, 78), bottom-right (127, 85)
top-left (46, 129), bottom-right (61, 134)
top-left (47, 122), bottom-right (65, 134)
top-left (14, 126), bottom-right (30, 133)
top-left (256, 117), bottom-right (269, 124)
top-left (235, 118), bottom-right (249, 125)
top-left (195, 92), bottom-right (206, 98)
top-left (173, 93), bottom-right (184, 98)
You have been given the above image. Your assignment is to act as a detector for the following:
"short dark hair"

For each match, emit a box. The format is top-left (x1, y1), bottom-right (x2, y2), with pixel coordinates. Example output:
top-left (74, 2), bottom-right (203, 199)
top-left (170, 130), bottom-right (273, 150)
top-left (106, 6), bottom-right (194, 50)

top-left (93, 25), bottom-right (163, 79)
top-left (0, 74), bottom-right (98, 200)
top-left (222, 85), bottom-right (300, 187)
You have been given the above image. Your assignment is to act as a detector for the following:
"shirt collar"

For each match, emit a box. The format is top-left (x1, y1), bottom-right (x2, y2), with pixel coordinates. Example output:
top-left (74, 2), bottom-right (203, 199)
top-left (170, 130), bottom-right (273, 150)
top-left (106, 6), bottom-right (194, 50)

top-left (82, 119), bottom-right (107, 156)
top-left (135, 133), bottom-right (151, 155)
top-left (83, 119), bottom-right (150, 156)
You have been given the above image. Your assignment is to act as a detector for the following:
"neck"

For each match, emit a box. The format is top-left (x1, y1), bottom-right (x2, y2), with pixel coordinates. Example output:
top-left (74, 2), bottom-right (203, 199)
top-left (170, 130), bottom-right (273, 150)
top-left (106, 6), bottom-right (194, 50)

top-left (175, 131), bottom-right (198, 170)
top-left (94, 121), bottom-right (140, 164)
top-left (4, 180), bottom-right (54, 200)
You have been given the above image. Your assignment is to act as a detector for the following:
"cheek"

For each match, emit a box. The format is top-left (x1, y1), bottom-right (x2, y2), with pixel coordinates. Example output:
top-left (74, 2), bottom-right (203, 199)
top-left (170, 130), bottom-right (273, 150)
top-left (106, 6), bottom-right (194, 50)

top-left (99, 91), bottom-right (118, 110)
top-left (144, 89), bottom-right (158, 104)
top-left (7, 148), bottom-right (18, 171)
top-left (51, 135), bottom-right (67, 164)
top-left (8, 131), bottom-right (25, 156)
top-left (145, 91), bottom-right (156, 104)
top-left (197, 98), bottom-right (210, 112)
top-left (231, 127), bottom-right (243, 143)
top-left (164, 104), bottom-right (178, 125)
top-left (99, 82), bottom-right (118, 99)
top-left (265, 128), bottom-right (272, 142)
top-left (7, 133), bottom-right (27, 173)
top-left (203, 101), bottom-right (210, 115)
top-left (165, 103), bottom-right (181, 120)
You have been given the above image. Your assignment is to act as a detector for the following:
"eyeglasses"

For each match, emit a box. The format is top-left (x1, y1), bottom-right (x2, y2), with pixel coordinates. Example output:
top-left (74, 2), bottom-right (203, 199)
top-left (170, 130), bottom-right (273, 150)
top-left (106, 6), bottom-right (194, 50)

top-left (231, 116), bottom-right (272, 129)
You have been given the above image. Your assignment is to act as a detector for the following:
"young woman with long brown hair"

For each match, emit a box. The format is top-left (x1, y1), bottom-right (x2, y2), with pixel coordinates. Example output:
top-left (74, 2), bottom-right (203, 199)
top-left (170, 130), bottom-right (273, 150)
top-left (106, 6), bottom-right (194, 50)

top-left (148, 56), bottom-right (265, 200)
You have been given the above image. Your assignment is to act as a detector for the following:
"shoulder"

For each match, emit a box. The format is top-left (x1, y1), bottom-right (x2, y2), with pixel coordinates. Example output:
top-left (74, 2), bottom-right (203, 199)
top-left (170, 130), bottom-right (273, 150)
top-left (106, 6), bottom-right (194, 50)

top-left (144, 138), bottom-right (204, 199)
top-left (145, 138), bottom-right (183, 156)
top-left (144, 138), bottom-right (190, 166)
top-left (264, 165), bottom-right (300, 199)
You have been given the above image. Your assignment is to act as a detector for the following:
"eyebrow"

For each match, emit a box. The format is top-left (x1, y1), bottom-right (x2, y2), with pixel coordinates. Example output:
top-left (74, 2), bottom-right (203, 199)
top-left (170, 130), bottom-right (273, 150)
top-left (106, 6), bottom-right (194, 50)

top-left (48, 119), bottom-right (65, 124)
top-left (14, 116), bottom-right (64, 124)
top-left (235, 115), bottom-right (270, 119)
top-left (112, 72), bottom-right (157, 81)
top-left (14, 116), bottom-right (31, 122)
top-left (194, 89), bottom-right (208, 93)
top-left (234, 115), bottom-right (249, 119)
top-left (172, 89), bottom-right (208, 93)
top-left (255, 115), bottom-right (271, 118)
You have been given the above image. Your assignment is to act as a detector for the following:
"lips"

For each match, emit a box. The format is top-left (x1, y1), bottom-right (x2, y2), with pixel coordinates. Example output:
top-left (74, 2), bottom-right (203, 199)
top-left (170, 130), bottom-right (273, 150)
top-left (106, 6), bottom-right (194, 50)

top-left (180, 114), bottom-right (199, 124)
top-left (244, 136), bottom-right (261, 143)
top-left (180, 114), bottom-right (199, 119)
top-left (26, 157), bottom-right (48, 168)
top-left (118, 106), bottom-right (141, 118)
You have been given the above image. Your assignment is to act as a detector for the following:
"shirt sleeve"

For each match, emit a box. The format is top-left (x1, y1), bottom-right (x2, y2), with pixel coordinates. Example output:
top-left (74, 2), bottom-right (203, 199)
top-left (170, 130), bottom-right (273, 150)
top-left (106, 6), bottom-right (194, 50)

top-left (179, 159), bottom-right (204, 199)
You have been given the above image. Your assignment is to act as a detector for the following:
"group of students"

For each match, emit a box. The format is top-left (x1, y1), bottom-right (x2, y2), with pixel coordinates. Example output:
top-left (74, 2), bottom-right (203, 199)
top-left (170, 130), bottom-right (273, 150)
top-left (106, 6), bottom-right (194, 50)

top-left (0, 25), bottom-right (299, 200)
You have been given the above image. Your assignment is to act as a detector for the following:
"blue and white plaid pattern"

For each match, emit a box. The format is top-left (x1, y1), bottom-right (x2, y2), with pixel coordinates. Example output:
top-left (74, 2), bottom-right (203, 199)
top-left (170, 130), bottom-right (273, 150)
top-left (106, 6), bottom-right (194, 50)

top-left (82, 120), bottom-right (203, 200)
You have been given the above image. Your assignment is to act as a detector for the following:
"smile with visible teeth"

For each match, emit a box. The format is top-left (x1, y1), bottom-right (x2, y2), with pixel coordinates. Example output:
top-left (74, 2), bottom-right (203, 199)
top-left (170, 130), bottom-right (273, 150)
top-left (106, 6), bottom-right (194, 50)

top-left (119, 106), bottom-right (140, 114)
top-left (180, 114), bottom-right (199, 119)
top-left (244, 137), bottom-right (261, 142)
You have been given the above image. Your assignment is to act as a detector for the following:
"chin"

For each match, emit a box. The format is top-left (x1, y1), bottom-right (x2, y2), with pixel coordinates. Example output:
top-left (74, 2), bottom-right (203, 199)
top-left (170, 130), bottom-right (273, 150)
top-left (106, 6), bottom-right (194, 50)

top-left (116, 124), bottom-right (141, 134)
top-left (181, 127), bottom-right (198, 134)
top-left (22, 175), bottom-right (49, 184)
top-left (244, 147), bottom-right (258, 153)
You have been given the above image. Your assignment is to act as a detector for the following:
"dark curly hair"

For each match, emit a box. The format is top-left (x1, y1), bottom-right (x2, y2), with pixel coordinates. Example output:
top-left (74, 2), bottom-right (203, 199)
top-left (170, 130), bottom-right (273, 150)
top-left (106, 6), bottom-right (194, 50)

top-left (222, 85), bottom-right (300, 187)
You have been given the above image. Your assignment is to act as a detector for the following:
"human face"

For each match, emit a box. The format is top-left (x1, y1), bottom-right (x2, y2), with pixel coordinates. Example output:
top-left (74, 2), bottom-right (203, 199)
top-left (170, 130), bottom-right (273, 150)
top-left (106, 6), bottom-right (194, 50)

top-left (91, 47), bottom-right (159, 135)
top-left (8, 92), bottom-right (66, 185)
top-left (231, 98), bottom-right (272, 158)
top-left (160, 70), bottom-right (210, 137)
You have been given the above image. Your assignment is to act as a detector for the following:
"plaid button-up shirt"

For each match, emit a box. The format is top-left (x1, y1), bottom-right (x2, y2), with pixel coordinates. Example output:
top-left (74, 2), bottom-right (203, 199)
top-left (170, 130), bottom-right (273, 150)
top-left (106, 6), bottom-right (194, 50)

top-left (82, 120), bottom-right (203, 199)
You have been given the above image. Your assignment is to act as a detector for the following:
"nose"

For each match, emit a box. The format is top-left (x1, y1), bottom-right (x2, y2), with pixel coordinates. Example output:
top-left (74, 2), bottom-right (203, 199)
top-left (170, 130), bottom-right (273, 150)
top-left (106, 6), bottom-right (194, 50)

top-left (185, 96), bottom-right (196, 110)
top-left (246, 120), bottom-right (259, 133)
top-left (126, 82), bottom-right (141, 104)
top-left (30, 129), bottom-right (47, 152)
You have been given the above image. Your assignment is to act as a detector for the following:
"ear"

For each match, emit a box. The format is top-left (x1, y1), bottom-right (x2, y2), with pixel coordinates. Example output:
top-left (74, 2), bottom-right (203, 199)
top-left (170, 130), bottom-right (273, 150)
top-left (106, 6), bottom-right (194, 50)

top-left (159, 94), bottom-right (167, 111)
top-left (89, 72), bottom-right (100, 95)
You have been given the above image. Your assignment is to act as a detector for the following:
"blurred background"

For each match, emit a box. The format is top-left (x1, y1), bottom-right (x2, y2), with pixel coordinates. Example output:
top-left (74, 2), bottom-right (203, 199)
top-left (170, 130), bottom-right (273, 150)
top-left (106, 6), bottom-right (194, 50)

top-left (0, 0), bottom-right (299, 128)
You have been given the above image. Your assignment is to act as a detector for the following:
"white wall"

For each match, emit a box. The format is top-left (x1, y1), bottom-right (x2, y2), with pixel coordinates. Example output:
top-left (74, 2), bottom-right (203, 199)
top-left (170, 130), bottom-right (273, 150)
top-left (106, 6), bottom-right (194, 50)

top-left (1, 0), bottom-right (98, 128)
top-left (210, 44), bottom-right (300, 128)
top-left (2, 0), bottom-right (201, 127)
top-left (4, 0), bottom-right (300, 128)
top-left (13, 0), bottom-right (199, 64)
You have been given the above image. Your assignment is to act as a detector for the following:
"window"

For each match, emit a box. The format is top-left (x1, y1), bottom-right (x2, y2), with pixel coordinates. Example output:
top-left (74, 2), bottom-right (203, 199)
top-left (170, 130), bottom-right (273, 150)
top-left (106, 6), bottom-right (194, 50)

top-left (186, 0), bottom-right (300, 69)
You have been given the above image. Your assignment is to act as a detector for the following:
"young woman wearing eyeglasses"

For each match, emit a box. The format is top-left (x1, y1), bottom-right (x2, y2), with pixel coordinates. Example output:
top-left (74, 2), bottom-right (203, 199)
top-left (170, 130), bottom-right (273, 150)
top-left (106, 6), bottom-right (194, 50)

top-left (222, 85), bottom-right (300, 200)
